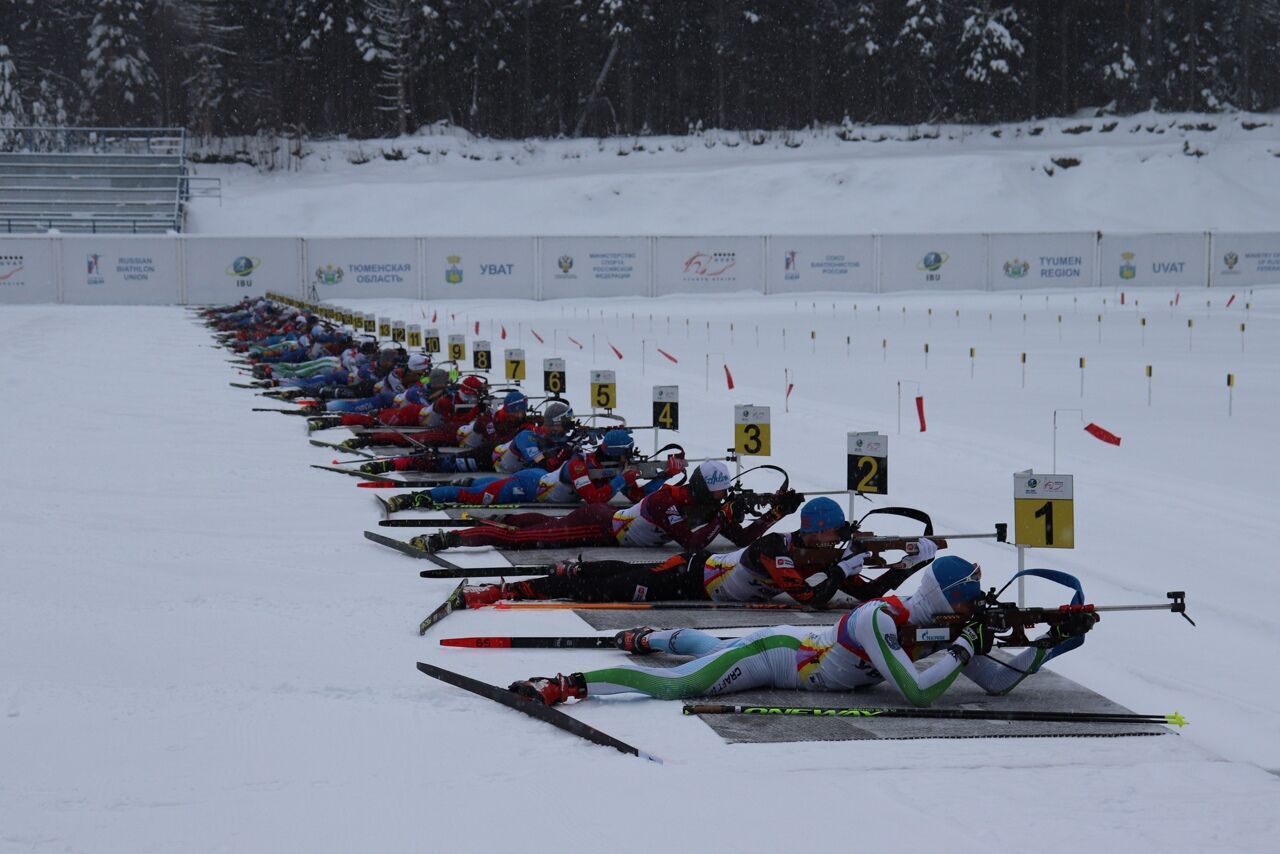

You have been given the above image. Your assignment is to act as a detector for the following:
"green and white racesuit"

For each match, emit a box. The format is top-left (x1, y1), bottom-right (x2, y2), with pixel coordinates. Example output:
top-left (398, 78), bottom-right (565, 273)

top-left (582, 595), bottom-right (1055, 706)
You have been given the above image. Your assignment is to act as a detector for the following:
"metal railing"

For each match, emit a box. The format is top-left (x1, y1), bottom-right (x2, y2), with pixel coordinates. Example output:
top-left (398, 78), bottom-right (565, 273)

top-left (1, 216), bottom-right (178, 234)
top-left (0, 127), bottom-right (186, 156)
top-left (0, 126), bottom-right (192, 231)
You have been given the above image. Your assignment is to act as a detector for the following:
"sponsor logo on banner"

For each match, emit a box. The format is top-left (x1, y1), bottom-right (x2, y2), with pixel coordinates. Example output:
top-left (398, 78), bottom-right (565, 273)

top-left (1119, 252), bottom-right (1136, 280)
top-left (1026, 477), bottom-right (1038, 489)
top-left (480, 262), bottom-right (514, 275)
top-left (1152, 260), bottom-right (1185, 274)
top-left (1003, 258), bottom-right (1029, 279)
top-left (918, 251), bottom-right (948, 272)
top-left (0, 254), bottom-right (24, 285)
top-left (314, 264), bottom-right (344, 285)
top-left (853, 436), bottom-right (884, 453)
top-left (226, 256), bottom-right (262, 277)
top-left (87, 253), bottom-right (104, 285)
top-left (350, 262), bottom-right (411, 284)
top-left (589, 251), bottom-right (636, 281)
top-left (784, 250), bottom-right (799, 281)
top-left (1223, 251), bottom-right (1239, 271)
top-left (117, 256), bottom-right (155, 281)
top-left (557, 255), bottom-right (574, 275)
top-left (445, 255), bottom-right (463, 284)
top-left (918, 250), bottom-right (948, 282)
top-left (682, 251), bottom-right (736, 280)
top-left (1249, 251), bottom-right (1280, 274)
top-left (1039, 255), bottom-right (1083, 278)
top-left (227, 255), bottom-right (261, 289)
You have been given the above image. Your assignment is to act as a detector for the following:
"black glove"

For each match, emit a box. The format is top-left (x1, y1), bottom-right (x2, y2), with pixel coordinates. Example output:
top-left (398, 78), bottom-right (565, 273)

top-left (1048, 610), bottom-right (1099, 642)
top-left (961, 621), bottom-right (994, 656)
top-left (729, 494), bottom-right (751, 520)
top-left (776, 490), bottom-right (804, 515)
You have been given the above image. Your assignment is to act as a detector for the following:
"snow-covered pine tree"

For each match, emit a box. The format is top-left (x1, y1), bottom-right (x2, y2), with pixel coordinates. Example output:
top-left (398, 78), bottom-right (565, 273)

top-left (834, 1), bottom-right (886, 121)
top-left (956, 3), bottom-right (1029, 122)
top-left (891, 0), bottom-right (949, 123)
top-left (81, 0), bottom-right (159, 126)
top-left (363, 0), bottom-right (436, 136)
top-left (0, 43), bottom-right (28, 149)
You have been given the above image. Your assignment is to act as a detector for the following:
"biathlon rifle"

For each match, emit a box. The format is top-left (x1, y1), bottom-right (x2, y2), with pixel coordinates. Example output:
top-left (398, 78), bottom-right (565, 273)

top-left (919, 570), bottom-right (1194, 649)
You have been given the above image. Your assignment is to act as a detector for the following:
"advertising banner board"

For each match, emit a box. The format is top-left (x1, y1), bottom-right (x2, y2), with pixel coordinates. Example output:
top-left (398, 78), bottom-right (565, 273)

top-left (61, 236), bottom-right (180, 304)
top-left (988, 233), bottom-right (1097, 290)
top-left (185, 237), bottom-right (301, 304)
top-left (425, 237), bottom-right (536, 299)
top-left (880, 234), bottom-right (987, 292)
top-left (0, 237), bottom-right (58, 304)
top-left (654, 236), bottom-right (765, 295)
top-left (539, 237), bottom-right (650, 299)
top-left (766, 235), bottom-right (875, 294)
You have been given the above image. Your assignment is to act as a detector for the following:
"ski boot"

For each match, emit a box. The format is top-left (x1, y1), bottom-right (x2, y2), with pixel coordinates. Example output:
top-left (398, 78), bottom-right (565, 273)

top-left (360, 460), bottom-right (397, 475)
top-left (408, 531), bottom-right (460, 553)
top-left (461, 583), bottom-right (509, 609)
top-left (385, 492), bottom-right (437, 513)
top-left (550, 558), bottom-right (581, 579)
top-left (340, 436), bottom-right (374, 450)
top-left (307, 415), bottom-right (343, 432)
top-left (508, 673), bottom-right (588, 706)
top-left (614, 626), bottom-right (656, 656)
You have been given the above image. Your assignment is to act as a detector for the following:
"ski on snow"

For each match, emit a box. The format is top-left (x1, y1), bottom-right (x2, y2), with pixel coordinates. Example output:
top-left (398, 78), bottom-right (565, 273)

top-left (418, 579), bottom-right (468, 635)
top-left (415, 661), bottom-right (661, 762)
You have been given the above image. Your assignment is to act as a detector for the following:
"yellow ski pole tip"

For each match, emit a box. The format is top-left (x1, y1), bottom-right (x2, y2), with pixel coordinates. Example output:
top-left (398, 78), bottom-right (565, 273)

top-left (1166, 712), bottom-right (1189, 728)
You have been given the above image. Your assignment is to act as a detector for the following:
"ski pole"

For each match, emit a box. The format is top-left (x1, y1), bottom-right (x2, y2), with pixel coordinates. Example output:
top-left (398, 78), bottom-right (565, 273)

top-left (441, 634), bottom-right (734, 649)
top-left (682, 704), bottom-right (1188, 727)
top-left (493, 601), bottom-right (831, 612)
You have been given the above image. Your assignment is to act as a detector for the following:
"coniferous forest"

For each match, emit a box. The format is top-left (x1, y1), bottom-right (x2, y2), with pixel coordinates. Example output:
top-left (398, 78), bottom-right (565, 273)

top-left (3, 1), bottom-right (1280, 143)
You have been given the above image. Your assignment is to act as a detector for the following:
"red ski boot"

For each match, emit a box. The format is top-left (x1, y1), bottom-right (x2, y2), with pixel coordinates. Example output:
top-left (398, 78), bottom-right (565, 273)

top-left (508, 673), bottom-right (588, 706)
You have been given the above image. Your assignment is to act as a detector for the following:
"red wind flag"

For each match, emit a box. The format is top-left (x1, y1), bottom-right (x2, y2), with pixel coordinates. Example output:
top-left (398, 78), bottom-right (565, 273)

top-left (431, 310), bottom-right (437, 322)
top-left (500, 325), bottom-right (507, 340)
top-left (474, 321), bottom-right (480, 335)
top-left (1084, 422), bottom-right (1122, 446)
top-left (723, 364), bottom-right (735, 390)
top-left (610, 343), bottom-right (624, 359)
top-left (1226, 294), bottom-right (1236, 308)
top-left (531, 329), bottom-right (545, 344)
top-left (656, 348), bottom-right (678, 364)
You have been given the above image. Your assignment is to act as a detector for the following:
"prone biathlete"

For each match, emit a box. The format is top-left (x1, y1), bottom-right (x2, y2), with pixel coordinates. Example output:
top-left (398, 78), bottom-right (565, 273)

top-left (383, 427), bottom-right (656, 512)
top-left (508, 557), bottom-right (1097, 707)
top-left (457, 497), bottom-right (914, 608)
top-left (409, 460), bottom-right (793, 554)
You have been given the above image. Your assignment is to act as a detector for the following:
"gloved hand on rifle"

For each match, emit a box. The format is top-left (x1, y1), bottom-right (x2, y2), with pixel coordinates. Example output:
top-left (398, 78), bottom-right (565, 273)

top-left (1047, 610), bottom-right (1099, 643)
top-left (949, 621), bottom-right (994, 665)
top-left (665, 454), bottom-right (687, 476)
top-left (772, 489), bottom-right (804, 516)
top-left (903, 537), bottom-right (938, 568)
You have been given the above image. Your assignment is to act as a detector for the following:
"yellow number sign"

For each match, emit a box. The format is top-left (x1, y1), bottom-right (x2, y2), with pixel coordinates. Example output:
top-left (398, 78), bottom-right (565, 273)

top-left (1013, 473), bottom-right (1074, 548)
top-left (473, 340), bottom-right (491, 371)
top-left (846, 432), bottom-right (888, 494)
top-left (734, 404), bottom-right (771, 456)
top-left (448, 334), bottom-right (465, 361)
top-left (543, 358), bottom-right (565, 395)
top-left (505, 349), bottom-right (526, 381)
top-left (653, 385), bottom-right (679, 430)
top-left (425, 328), bottom-right (440, 353)
top-left (591, 370), bottom-right (617, 410)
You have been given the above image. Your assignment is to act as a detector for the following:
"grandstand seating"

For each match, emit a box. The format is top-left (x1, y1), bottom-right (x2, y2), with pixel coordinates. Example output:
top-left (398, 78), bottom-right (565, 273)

top-left (0, 129), bottom-right (189, 234)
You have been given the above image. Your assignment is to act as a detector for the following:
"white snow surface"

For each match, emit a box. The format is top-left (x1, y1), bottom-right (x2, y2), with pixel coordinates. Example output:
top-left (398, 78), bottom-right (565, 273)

top-left (8, 122), bottom-right (1280, 849)
top-left (3, 286), bottom-right (1280, 852)
top-left (185, 114), bottom-right (1280, 236)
